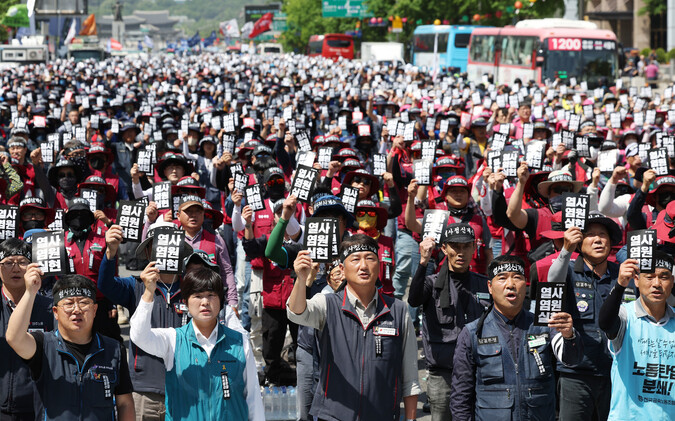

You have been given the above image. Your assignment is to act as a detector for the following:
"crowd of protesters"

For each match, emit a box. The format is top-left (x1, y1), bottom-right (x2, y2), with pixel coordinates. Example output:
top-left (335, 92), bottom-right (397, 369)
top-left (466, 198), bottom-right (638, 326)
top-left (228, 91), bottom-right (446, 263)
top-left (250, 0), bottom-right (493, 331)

top-left (0, 51), bottom-right (675, 421)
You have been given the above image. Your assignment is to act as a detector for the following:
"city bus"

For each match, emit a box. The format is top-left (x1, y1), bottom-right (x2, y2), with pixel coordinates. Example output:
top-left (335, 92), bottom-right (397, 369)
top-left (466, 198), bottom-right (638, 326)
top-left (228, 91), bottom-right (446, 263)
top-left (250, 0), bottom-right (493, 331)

top-left (467, 19), bottom-right (621, 87)
top-left (307, 34), bottom-right (354, 60)
top-left (411, 25), bottom-right (483, 72)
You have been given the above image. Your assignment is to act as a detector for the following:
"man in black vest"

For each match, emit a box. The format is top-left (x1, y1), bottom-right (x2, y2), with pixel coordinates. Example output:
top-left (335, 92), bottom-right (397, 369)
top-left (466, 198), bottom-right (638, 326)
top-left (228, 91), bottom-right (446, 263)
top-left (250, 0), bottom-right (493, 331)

top-left (408, 223), bottom-right (490, 421)
top-left (6, 270), bottom-right (134, 420)
top-left (288, 234), bottom-right (420, 421)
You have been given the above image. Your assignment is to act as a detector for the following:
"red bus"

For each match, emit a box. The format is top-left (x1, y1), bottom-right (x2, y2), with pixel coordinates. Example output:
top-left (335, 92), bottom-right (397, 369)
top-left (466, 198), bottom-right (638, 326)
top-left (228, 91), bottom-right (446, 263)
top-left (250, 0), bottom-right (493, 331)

top-left (307, 34), bottom-right (354, 60)
top-left (467, 19), bottom-right (621, 87)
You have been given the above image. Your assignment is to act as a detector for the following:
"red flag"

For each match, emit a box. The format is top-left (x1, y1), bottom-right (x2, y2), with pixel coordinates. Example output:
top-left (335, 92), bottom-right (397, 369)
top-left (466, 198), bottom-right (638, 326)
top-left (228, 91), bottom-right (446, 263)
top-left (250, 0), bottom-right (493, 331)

top-left (109, 38), bottom-right (122, 51)
top-left (248, 13), bottom-right (273, 39)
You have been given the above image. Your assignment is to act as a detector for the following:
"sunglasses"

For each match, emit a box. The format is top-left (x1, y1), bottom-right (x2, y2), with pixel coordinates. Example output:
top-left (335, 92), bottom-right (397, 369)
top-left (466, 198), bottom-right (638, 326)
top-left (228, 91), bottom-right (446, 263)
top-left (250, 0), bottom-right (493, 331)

top-left (356, 210), bottom-right (377, 218)
top-left (267, 178), bottom-right (284, 187)
top-left (352, 176), bottom-right (371, 186)
top-left (551, 185), bottom-right (574, 195)
top-left (58, 172), bottom-right (75, 179)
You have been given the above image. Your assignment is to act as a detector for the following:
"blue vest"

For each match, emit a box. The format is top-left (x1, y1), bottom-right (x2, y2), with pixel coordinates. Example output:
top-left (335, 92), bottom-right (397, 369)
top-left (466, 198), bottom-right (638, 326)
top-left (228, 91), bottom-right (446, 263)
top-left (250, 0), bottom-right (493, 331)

top-left (38, 331), bottom-right (123, 421)
top-left (608, 301), bottom-right (675, 420)
top-left (467, 310), bottom-right (556, 421)
top-left (311, 290), bottom-right (407, 421)
top-left (165, 322), bottom-right (248, 421)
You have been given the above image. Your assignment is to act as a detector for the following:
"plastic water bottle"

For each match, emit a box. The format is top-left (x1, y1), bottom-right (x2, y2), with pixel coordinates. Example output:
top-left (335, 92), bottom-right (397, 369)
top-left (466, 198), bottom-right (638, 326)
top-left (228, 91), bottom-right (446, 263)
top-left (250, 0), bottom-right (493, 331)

top-left (264, 387), bottom-right (272, 418)
top-left (287, 386), bottom-right (297, 420)
top-left (280, 386), bottom-right (288, 419)
top-left (272, 387), bottom-right (281, 420)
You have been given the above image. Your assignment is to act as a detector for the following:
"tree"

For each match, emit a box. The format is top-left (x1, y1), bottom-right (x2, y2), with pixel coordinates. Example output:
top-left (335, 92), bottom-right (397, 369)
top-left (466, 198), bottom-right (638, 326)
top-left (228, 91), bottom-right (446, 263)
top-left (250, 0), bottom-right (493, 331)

top-left (281, 0), bottom-right (358, 53)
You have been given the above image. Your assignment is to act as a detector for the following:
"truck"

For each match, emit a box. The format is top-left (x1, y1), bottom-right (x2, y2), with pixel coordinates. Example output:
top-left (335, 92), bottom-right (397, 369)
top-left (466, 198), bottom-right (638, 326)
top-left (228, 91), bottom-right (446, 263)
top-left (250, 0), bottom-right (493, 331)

top-left (0, 36), bottom-right (48, 66)
top-left (361, 42), bottom-right (405, 66)
top-left (68, 36), bottom-right (107, 62)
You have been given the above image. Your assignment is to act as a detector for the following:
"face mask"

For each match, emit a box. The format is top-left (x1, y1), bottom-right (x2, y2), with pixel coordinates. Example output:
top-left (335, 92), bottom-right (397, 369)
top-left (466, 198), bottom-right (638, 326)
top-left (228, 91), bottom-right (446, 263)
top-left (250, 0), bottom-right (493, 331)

top-left (67, 213), bottom-right (94, 238)
top-left (71, 156), bottom-right (89, 178)
top-left (268, 184), bottom-right (285, 201)
top-left (22, 219), bottom-right (44, 230)
top-left (58, 176), bottom-right (77, 192)
top-left (549, 195), bottom-right (564, 213)
top-left (658, 192), bottom-right (675, 209)
top-left (89, 156), bottom-right (106, 170)
top-left (356, 214), bottom-right (377, 231)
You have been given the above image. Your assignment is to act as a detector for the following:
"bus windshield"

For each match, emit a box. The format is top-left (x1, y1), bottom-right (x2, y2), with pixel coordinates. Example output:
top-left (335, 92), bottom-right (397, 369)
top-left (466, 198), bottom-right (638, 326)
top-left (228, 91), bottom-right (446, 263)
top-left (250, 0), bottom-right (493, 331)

top-left (542, 38), bottom-right (617, 86)
top-left (308, 40), bottom-right (322, 55)
top-left (413, 33), bottom-right (449, 53)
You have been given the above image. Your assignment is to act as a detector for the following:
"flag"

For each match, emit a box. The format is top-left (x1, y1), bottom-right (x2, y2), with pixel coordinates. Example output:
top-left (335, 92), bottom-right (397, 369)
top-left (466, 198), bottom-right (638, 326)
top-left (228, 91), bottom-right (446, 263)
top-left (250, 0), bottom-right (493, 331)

top-left (79, 13), bottom-right (97, 36)
top-left (2, 4), bottom-right (29, 27)
top-left (220, 19), bottom-right (239, 38)
top-left (203, 30), bottom-right (217, 47)
top-left (240, 22), bottom-right (254, 39)
top-left (143, 35), bottom-right (154, 49)
top-left (64, 18), bottom-right (77, 44)
top-left (187, 31), bottom-right (200, 47)
top-left (248, 12), bottom-right (273, 39)
top-left (109, 38), bottom-right (122, 51)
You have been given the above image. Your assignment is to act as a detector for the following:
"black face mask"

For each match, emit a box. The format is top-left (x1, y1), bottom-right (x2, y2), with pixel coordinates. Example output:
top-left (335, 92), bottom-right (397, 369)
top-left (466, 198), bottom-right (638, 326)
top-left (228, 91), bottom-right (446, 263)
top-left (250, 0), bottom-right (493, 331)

top-left (58, 176), bottom-right (77, 192)
top-left (268, 185), bottom-right (285, 201)
top-left (71, 156), bottom-right (90, 178)
top-left (658, 192), bottom-right (675, 209)
top-left (89, 156), bottom-right (106, 170)
top-left (549, 195), bottom-right (564, 213)
top-left (22, 219), bottom-right (44, 230)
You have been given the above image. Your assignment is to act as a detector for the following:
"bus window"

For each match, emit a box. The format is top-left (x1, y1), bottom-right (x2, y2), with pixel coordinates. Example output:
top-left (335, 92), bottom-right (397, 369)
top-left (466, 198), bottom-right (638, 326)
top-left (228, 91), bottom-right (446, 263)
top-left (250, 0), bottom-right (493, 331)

top-left (454, 33), bottom-right (471, 48)
top-left (469, 35), bottom-right (495, 63)
top-left (500, 36), bottom-right (537, 66)
top-left (326, 38), bottom-right (351, 48)
top-left (413, 33), bottom-right (449, 52)
top-left (308, 40), bottom-right (322, 55)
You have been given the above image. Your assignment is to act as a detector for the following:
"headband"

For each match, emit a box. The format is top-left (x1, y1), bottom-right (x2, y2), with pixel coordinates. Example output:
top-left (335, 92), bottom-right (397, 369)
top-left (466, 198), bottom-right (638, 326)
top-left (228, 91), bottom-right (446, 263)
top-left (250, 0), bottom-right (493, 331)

top-left (339, 243), bottom-right (379, 262)
top-left (0, 249), bottom-right (31, 262)
top-left (54, 287), bottom-right (96, 304)
top-left (489, 262), bottom-right (525, 279)
top-left (654, 259), bottom-right (674, 273)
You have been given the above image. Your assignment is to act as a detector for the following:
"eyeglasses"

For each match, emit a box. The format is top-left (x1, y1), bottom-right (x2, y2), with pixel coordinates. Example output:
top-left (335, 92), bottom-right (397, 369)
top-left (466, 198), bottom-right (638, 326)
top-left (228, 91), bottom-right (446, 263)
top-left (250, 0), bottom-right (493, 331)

top-left (356, 210), bottom-right (377, 218)
top-left (57, 299), bottom-right (95, 313)
top-left (267, 178), bottom-right (285, 187)
top-left (352, 176), bottom-right (371, 186)
top-left (0, 260), bottom-right (30, 269)
top-left (58, 172), bottom-right (75, 179)
top-left (551, 185), bottom-right (574, 195)
top-left (67, 151), bottom-right (86, 159)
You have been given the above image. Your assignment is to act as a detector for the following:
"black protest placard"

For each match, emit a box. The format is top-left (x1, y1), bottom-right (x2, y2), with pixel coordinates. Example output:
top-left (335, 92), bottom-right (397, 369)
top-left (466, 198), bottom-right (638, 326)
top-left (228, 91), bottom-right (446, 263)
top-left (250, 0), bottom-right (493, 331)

top-left (296, 151), bottom-right (316, 169)
top-left (296, 130), bottom-right (312, 152)
top-left (575, 136), bottom-right (591, 158)
top-left (525, 141), bottom-right (546, 170)
top-left (663, 136), bottom-right (675, 158)
top-left (80, 188), bottom-right (100, 212)
top-left (340, 186), bottom-right (360, 214)
top-left (290, 165), bottom-right (319, 202)
top-left (137, 150), bottom-right (154, 174)
top-left (568, 113), bottom-right (581, 132)
top-left (303, 217), bottom-right (338, 263)
top-left (522, 123), bottom-right (534, 140)
top-left (223, 114), bottom-right (237, 133)
top-left (628, 229), bottom-right (657, 273)
top-left (490, 133), bottom-right (508, 151)
top-left (638, 144), bottom-right (651, 162)
top-left (245, 185), bottom-right (266, 212)
top-left (41, 138), bottom-right (56, 164)
top-left (422, 209), bottom-right (450, 243)
top-left (501, 151), bottom-right (519, 177)
top-left (317, 147), bottom-right (333, 170)
top-left (413, 159), bottom-right (433, 186)
top-left (222, 134), bottom-right (236, 155)
top-left (153, 181), bottom-right (172, 210)
top-left (373, 154), bottom-right (387, 176)
top-left (561, 130), bottom-right (575, 149)
top-left (562, 193), bottom-right (590, 230)
top-left (534, 282), bottom-right (566, 327)
top-left (403, 122), bottom-right (416, 142)
top-left (648, 148), bottom-right (669, 176)
top-left (48, 209), bottom-right (64, 231)
top-left (151, 227), bottom-right (185, 274)
top-left (487, 150), bottom-right (502, 173)
top-left (118, 200), bottom-right (146, 242)
top-left (0, 205), bottom-right (18, 240)
top-left (421, 140), bottom-right (437, 162)
top-left (32, 230), bottom-right (67, 276)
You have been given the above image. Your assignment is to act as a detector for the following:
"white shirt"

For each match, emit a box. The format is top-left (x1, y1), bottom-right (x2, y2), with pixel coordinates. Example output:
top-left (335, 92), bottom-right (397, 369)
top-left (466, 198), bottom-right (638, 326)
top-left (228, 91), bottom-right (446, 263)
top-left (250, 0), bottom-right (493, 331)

top-left (130, 299), bottom-right (264, 421)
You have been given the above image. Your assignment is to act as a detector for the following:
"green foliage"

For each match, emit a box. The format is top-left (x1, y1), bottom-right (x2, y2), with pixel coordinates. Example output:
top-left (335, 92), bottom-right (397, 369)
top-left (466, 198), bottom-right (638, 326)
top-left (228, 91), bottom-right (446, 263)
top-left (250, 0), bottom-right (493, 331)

top-left (638, 0), bottom-right (666, 16)
top-left (0, 0), bottom-right (20, 42)
top-left (640, 47), bottom-right (652, 58)
top-left (281, 0), bottom-right (359, 53)
top-left (655, 48), bottom-right (667, 64)
top-left (668, 49), bottom-right (675, 64)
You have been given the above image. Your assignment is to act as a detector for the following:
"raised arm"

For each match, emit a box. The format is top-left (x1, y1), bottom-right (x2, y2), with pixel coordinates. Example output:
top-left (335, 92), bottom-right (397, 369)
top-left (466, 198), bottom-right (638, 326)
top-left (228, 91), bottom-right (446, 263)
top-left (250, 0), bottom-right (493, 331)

top-left (506, 162), bottom-right (531, 229)
top-left (6, 263), bottom-right (43, 360)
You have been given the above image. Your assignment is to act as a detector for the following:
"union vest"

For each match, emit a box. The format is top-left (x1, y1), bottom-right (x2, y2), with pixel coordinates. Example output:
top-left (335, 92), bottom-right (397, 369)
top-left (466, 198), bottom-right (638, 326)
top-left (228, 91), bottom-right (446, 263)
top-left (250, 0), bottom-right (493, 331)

top-left (66, 230), bottom-right (107, 299)
top-left (37, 331), bottom-right (123, 421)
top-left (311, 290), bottom-right (407, 421)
